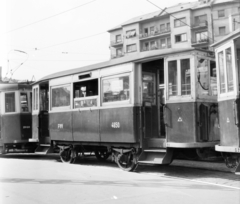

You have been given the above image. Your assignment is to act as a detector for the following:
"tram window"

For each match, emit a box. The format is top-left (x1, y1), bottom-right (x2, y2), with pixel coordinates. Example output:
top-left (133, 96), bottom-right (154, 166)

top-left (102, 75), bottom-right (130, 103)
top-left (210, 61), bottom-right (217, 96)
top-left (181, 59), bottom-right (191, 95)
top-left (5, 92), bottom-right (15, 113)
top-left (33, 87), bottom-right (39, 110)
top-left (51, 85), bottom-right (70, 109)
top-left (73, 79), bottom-right (98, 108)
top-left (226, 48), bottom-right (234, 92)
top-left (143, 72), bottom-right (156, 104)
top-left (218, 51), bottom-right (226, 93)
top-left (197, 58), bottom-right (217, 96)
top-left (168, 60), bottom-right (177, 96)
top-left (20, 93), bottom-right (28, 112)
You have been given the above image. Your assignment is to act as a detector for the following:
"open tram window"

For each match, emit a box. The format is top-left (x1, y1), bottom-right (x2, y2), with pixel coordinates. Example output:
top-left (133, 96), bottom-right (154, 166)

top-left (197, 58), bottom-right (217, 96)
top-left (73, 79), bottom-right (98, 108)
top-left (5, 92), bottom-right (15, 113)
top-left (51, 85), bottom-right (70, 109)
top-left (20, 92), bottom-right (29, 112)
top-left (102, 74), bottom-right (130, 104)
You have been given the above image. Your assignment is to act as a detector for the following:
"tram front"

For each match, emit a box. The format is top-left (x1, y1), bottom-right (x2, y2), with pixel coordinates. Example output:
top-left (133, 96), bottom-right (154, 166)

top-left (212, 29), bottom-right (240, 173)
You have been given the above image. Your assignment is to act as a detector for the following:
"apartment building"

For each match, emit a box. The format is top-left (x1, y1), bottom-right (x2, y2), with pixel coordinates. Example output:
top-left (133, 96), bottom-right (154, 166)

top-left (108, 0), bottom-right (240, 59)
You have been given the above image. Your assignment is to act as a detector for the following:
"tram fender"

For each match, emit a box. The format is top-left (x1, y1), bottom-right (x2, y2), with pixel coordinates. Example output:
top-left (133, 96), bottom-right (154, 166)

top-left (112, 148), bottom-right (133, 154)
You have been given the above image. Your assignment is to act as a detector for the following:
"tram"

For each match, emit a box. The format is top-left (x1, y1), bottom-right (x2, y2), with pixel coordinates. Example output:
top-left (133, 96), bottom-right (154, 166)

top-left (32, 47), bottom-right (219, 171)
top-left (0, 81), bottom-right (38, 153)
top-left (211, 29), bottom-right (240, 172)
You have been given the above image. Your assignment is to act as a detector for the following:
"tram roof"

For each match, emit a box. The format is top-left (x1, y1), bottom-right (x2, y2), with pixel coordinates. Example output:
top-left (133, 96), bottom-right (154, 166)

top-left (34, 47), bottom-right (209, 85)
top-left (0, 82), bottom-right (32, 91)
top-left (211, 28), bottom-right (240, 48)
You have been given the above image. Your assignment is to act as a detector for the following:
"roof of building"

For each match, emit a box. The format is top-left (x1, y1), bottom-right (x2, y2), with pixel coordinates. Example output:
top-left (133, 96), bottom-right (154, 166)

top-left (107, 0), bottom-right (238, 32)
top-left (34, 47), bottom-right (211, 85)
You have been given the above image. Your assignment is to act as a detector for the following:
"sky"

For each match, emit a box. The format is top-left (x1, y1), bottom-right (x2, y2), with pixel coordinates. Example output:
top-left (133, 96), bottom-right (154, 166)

top-left (0, 0), bottom-right (197, 81)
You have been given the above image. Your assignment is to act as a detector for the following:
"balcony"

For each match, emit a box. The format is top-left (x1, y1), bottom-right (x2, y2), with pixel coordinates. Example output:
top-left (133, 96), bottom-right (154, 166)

top-left (111, 53), bottom-right (125, 59)
top-left (110, 39), bottom-right (123, 47)
top-left (191, 21), bottom-right (208, 30)
top-left (139, 29), bottom-right (171, 40)
top-left (191, 38), bottom-right (210, 46)
top-left (141, 44), bottom-right (171, 52)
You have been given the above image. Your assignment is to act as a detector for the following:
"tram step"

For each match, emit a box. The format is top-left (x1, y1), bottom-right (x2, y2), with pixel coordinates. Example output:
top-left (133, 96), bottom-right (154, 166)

top-left (35, 144), bottom-right (53, 154)
top-left (138, 148), bottom-right (174, 165)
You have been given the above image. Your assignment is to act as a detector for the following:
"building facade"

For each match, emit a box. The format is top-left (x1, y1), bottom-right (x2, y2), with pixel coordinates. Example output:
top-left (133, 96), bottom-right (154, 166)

top-left (108, 0), bottom-right (240, 59)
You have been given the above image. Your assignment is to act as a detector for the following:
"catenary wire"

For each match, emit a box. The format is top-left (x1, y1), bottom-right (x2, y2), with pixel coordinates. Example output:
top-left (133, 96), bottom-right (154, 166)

top-left (5, 0), bottom-right (98, 33)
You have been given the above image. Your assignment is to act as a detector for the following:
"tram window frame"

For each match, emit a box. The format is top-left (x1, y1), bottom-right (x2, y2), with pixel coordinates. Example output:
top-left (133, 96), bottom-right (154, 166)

top-left (101, 73), bottom-right (131, 106)
top-left (217, 45), bottom-right (235, 96)
top-left (73, 78), bottom-right (99, 109)
top-left (167, 58), bottom-right (192, 98)
top-left (33, 87), bottom-right (39, 111)
top-left (5, 92), bottom-right (16, 113)
top-left (196, 58), bottom-right (217, 97)
top-left (20, 92), bottom-right (29, 112)
top-left (50, 84), bottom-right (71, 111)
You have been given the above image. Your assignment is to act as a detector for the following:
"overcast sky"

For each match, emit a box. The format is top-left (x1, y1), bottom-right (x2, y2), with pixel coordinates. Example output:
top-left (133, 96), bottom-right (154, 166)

top-left (0, 0), bottom-right (197, 81)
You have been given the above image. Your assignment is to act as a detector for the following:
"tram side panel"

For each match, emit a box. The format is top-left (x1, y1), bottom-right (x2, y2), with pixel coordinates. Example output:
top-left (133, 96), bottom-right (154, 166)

top-left (166, 102), bottom-right (197, 144)
top-left (100, 107), bottom-right (139, 143)
top-left (218, 99), bottom-right (240, 147)
top-left (49, 111), bottom-right (74, 142)
top-left (73, 109), bottom-right (100, 142)
top-left (2, 113), bottom-right (21, 143)
top-left (166, 102), bottom-right (219, 145)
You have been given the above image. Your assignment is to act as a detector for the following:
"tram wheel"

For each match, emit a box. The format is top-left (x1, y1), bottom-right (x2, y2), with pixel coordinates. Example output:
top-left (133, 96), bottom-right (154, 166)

top-left (59, 148), bottom-right (76, 164)
top-left (95, 150), bottom-right (110, 161)
top-left (116, 152), bottom-right (137, 172)
top-left (224, 156), bottom-right (240, 173)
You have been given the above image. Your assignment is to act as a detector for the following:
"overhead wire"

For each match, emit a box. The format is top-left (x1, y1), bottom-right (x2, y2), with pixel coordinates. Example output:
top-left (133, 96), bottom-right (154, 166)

top-left (5, 0), bottom-right (98, 33)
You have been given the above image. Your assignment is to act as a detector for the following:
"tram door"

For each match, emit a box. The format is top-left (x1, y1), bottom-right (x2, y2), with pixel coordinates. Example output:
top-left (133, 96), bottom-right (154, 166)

top-left (142, 60), bottom-right (165, 148)
top-left (32, 83), bottom-right (50, 144)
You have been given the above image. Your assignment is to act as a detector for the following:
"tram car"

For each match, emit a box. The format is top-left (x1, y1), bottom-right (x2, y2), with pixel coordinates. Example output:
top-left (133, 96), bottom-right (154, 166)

top-left (0, 81), bottom-right (38, 153)
top-left (32, 47), bottom-right (219, 171)
top-left (211, 29), bottom-right (240, 173)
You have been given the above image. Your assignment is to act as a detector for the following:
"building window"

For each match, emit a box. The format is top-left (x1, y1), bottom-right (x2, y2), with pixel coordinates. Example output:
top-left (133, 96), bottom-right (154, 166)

top-left (167, 23), bottom-right (170, 31)
top-left (144, 42), bottom-right (149, 51)
top-left (196, 31), bottom-right (208, 42)
top-left (175, 33), bottom-right (187, 43)
top-left (5, 92), bottom-right (15, 113)
top-left (116, 35), bottom-right (121, 43)
top-left (194, 14), bottom-right (207, 26)
top-left (116, 48), bottom-right (122, 56)
top-left (219, 27), bottom-right (226, 35)
top-left (150, 26), bottom-right (155, 34)
top-left (126, 44), bottom-right (137, 53)
top-left (218, 10), bottom-right (225, 18)
top-left (160, 39), bottom-right (166, 48)
top-left (174, 17), bottom-right (186, 27)
top-left (126, 29), bottom-right (136, 38)
top-left (160, 24), bottom-right (165, 32)
top-left (167, 37), bottom-right (171, 48)
top-left (150, 41), bottom-right (158, 50)
top-left (51, 85), bottom-right (71, 109)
